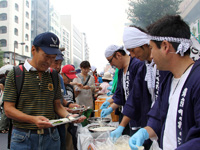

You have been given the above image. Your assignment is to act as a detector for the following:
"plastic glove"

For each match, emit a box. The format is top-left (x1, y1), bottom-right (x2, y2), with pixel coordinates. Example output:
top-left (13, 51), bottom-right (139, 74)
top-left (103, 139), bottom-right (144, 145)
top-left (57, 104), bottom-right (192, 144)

top-left (107, 86), bottom-right (112, 91)
top-left (106, 97), bottom-right (112, 101)
top-left (129, 128), bottom-right (149, 150)
top-left (100, 101), bottom-right (110, 110)
top-left (101, 107), bottom-right (113, 118)
top-left (110, 125), bottom-right (125, 143)
top-left (109, 81), bottom-right (113, 86)
top-left (107, 91), bottom-right (113, 96)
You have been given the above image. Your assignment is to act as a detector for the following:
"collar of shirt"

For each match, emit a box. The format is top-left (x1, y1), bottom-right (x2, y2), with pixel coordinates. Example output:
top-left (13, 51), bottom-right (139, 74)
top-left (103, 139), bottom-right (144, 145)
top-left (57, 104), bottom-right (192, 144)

top-left (24, 59), bottom-right (50, 73)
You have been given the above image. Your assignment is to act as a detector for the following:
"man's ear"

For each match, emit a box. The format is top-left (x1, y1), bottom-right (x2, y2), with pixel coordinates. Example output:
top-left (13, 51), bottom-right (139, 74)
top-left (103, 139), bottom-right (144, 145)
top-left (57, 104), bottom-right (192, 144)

top-left (31, 45), bottom-right (36, 55)
top-left (31, 45), bottom-right (37, 53)
top-left (115, 52), bottom-right (121, 59)
top-left (161, 40), bottom-right (171, 54)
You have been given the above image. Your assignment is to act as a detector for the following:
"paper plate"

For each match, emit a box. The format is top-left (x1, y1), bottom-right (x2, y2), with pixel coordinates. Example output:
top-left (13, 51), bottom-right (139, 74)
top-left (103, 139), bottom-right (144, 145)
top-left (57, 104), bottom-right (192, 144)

top-left (70, 107), bottom-right (85, 111)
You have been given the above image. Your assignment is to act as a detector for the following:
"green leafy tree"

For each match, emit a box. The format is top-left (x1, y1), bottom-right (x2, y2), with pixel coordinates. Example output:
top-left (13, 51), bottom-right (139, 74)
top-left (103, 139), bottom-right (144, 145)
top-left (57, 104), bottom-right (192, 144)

top-left (127, 0), bottom-right (182, 28)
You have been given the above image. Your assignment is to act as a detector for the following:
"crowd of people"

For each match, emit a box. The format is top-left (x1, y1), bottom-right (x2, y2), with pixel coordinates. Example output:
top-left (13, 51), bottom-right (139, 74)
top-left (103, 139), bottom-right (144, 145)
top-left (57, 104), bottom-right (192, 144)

top-left (0, 14), bottom-right (199, 150)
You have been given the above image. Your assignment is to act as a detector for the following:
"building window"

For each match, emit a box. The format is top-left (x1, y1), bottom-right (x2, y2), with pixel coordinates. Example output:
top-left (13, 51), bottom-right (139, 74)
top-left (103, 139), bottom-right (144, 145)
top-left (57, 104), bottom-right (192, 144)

top-left (25, 34), bottom-right (29, 41)
top-left (0, 13), bottom-right (7, 21)
top-left (15, 16), bottom-right (18, 23)
top-left (25, 45), bottom-right (29, 52)
top-left (0, 1), bottom-right (7, 8)
top-left (26, 11), bottom-right (29, 19)
top-left (25, 23), bottom-right (29, 29)
top-left (0, 39), bottom-right (7, 47)
top-left (14, 28), bottom-right (18, 36)
top-left (0, 26), bottom-right (7, 34)
top-left (26, 0), bottom-right (29, 8)
top-left (14, 41), bottom-right (18, 49)
top-left (15, 3), bottom-right (19, 11)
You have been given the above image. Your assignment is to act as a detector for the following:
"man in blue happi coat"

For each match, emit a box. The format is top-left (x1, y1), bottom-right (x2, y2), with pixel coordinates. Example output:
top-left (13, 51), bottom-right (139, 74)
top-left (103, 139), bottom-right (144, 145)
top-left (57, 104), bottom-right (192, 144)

top-left (108, 26), bottom-right (168, 149)
top-left (129, 15), bottom-right (200, 150)
top-left (101, 45), bottom-right (143, 139)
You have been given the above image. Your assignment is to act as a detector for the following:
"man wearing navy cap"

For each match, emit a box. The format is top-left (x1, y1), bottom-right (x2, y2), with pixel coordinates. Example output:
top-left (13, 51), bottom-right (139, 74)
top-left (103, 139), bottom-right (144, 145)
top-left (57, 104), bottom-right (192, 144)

top-left (3, 32), bottom-right (77, 150)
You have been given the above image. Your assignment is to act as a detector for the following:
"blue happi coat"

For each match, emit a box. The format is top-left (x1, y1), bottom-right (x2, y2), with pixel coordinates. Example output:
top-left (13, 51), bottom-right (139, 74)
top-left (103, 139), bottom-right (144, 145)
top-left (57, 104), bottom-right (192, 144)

top-left (112, 57), bottom-right (143, 112)
top-left (147, 59), bottom-right (200, 150)
top-left (123, 63), bottom-right (168, 128)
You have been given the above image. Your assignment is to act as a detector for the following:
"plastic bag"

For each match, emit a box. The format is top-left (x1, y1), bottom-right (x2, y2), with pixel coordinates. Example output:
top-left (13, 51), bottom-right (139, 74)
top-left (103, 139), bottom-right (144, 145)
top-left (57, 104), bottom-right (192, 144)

top-left (114, 135), bottom-right (131, 150)
top-left (77, 123), bottom-right (93, 150)
top-left (149, 140), bottom-right (161, 150)
top-left (94, 132), bottom-right (114, 150)
top-left (77, 123), bottom-right (130, 150)
top-left (93, 133), bottom-right (131, 150)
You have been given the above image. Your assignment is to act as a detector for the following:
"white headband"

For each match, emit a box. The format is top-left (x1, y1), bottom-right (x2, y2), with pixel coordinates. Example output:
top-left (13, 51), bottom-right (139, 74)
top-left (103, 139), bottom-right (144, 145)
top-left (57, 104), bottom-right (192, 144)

top-left (105, 45), bottom-right (124, 58)
top-left (149, 36), bottom-right (193, 56)
top-left (123, 27), bottom-right (150, 49)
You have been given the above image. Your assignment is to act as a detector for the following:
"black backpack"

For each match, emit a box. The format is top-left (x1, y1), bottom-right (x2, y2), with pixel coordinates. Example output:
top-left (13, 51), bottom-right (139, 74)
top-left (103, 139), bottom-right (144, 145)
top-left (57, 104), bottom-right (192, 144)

top-left (7, 65), bottom-right (59, 149)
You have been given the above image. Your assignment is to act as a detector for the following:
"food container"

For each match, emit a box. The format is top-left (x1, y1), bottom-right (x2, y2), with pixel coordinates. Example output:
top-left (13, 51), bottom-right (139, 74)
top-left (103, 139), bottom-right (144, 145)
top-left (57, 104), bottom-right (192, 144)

top-left (87, 117), bottom-right (111, 125)
top-left (88, 124), bottom-right (116, 133)
top-left (94, 100), bottom-right (119, 122)
top-left (97, 95), bottom-right (109, 100)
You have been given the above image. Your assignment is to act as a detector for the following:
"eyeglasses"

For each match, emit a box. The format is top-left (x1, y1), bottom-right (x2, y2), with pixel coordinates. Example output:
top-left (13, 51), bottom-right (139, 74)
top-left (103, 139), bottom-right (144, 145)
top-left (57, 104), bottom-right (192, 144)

top-left (108, 53), bottom-right (116, 64)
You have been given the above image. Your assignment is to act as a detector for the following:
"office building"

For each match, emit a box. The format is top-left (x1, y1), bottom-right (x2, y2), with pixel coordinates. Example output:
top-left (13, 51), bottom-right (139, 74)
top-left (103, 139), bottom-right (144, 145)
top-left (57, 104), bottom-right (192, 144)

top-left (0, 0), bottom-right (31, 65)
top-left (31, 0), bottom-right (49, 44)
top-left (60, 15), bottom-right (84, 68)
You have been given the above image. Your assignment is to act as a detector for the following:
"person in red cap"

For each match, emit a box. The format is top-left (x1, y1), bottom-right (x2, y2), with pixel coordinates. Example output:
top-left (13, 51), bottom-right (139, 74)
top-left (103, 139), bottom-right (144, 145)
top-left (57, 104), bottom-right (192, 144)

top-left (61, 64), bottom-right (85, 150)
top-left (61, 65), bottom-right (82, 108)
top-left (50, 56), bottom-right (84, 150)
top-left (62, 65), bottom-right (77, 79)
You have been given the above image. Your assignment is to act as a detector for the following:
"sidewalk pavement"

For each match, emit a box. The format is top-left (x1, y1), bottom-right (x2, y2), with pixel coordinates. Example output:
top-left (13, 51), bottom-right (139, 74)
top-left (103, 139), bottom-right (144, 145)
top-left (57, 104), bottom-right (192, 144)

top-left (0, 133), bottom-right (8, 150)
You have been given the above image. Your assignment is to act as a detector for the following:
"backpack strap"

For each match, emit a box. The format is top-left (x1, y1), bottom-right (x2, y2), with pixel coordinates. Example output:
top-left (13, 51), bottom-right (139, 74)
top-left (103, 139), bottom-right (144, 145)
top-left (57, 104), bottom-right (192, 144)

top-left (83, 75), bottom-right (91, 86)
top-left (50, 68), bottom-right (58, 100)
top-left (8, 65), bottom-right (24, 149)
top-left (77, 74), bottom-right (91, 86)
top-left (13, 65), bottom-right (24, 107)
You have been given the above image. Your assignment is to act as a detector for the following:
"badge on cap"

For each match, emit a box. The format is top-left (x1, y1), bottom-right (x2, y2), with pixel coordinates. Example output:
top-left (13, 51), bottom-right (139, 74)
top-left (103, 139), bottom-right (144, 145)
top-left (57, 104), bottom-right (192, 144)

top-left (51, 37), bottom-right (57, 45)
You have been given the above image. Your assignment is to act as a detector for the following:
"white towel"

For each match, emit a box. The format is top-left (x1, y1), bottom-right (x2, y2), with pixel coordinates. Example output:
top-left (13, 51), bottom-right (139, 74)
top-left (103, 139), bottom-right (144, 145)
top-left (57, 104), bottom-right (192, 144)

top-left (104, 45), bottom-right (123, 58)
top-left (123, 27), bottom-right (150, 49)
top-left (145, 60), bottom-right (155, 91)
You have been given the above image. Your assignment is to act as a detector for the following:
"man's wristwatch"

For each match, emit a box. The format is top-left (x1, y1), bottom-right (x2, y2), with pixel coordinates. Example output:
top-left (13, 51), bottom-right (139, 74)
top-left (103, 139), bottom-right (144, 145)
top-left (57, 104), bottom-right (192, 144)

top-left (66, 113), bottom-right (72, 118)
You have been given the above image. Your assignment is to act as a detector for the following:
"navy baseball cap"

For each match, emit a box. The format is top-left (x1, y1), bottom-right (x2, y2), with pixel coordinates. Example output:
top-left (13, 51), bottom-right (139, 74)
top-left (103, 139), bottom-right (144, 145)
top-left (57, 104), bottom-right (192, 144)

top-left (33, 32), bottom-right (62, 55)
top-left (55, 54), bottom-right (64, 60)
